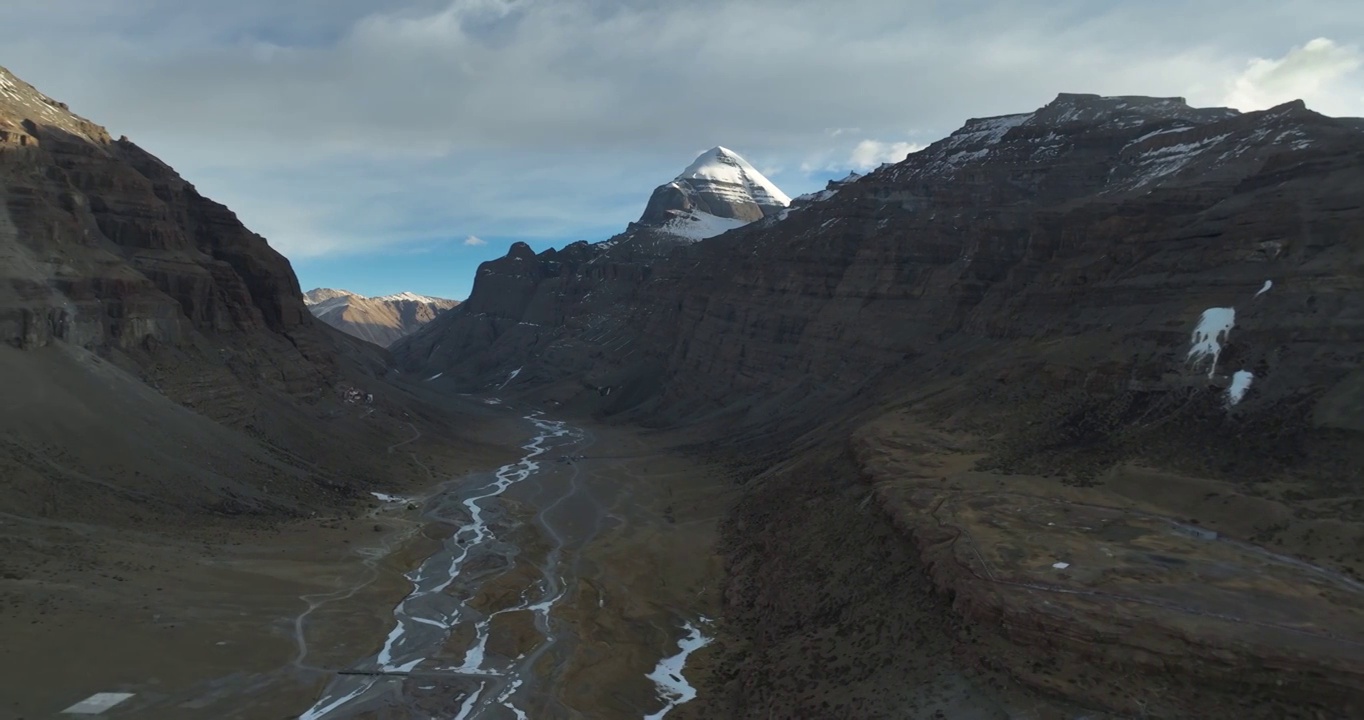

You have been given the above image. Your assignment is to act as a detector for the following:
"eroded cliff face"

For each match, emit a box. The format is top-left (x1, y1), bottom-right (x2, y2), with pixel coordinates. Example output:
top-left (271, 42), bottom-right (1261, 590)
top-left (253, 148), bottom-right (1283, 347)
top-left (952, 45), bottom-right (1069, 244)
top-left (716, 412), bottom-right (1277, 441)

top-left (1, 64), bottom-right (336, 403)
top-left (400, 93), bottom-right (1364, 717)
top-left (0, 65), bottom-right (432, 524)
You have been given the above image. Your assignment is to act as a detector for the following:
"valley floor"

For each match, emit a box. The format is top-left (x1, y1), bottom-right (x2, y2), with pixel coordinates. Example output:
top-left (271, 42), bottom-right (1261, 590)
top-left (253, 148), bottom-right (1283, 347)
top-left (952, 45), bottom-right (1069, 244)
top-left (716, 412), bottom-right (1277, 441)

top-left (0, 401), bottom-right (732, 719)
top-left (0, 415), bottom-right (506, 719)
top-left (8, 390), bottom-right (1357, 719)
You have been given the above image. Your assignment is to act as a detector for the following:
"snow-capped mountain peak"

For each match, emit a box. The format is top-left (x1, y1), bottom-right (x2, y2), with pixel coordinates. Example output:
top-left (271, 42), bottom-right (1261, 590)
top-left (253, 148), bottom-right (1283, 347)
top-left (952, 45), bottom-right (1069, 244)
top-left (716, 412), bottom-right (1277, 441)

top-left (676, 146), bottom-right (792, 206)
top-left (635, 146), bottom-right (791, 242)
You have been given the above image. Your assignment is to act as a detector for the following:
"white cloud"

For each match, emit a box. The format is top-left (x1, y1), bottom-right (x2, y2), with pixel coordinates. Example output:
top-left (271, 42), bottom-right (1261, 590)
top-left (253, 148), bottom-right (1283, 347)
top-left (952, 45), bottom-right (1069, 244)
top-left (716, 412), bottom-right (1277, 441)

top-left (4, 3), bottom-right (1364, 258)
top-left (1223, 38), bottom-right (1364, 115)
top-left (848, 140), bottom-right (926, 171)
top-left (463, 234), bottom-right (487, 246)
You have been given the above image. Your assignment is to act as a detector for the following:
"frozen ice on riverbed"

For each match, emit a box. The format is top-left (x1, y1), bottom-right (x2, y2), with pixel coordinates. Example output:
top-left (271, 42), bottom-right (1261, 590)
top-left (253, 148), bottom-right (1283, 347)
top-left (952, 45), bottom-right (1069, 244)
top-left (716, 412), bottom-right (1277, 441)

top-left (301, 414), bottom-right (576, 717)
top-left (1188, 307), bottom-right (1235, 378)
top-left (298, 681), bottom-right (377, 720)
top-left (1227, 370), bottom-right (1254, 406)
top-left (457, 621), bottom-right (492, 674)
top-left (376, 619), bottom-right (425, 672)
top-left (62, 693), bottom-right (135, 714)
top-left (453, 683), bottom-right (486, 720)
top-left (644, 620), bottom-right (713, 719)
top-left (498, 677), bottom-right (529, 719)
top-left (1052, 561), bottom-right (1071, 570)
top-left (1254, 280), bottom-right (1273, 298)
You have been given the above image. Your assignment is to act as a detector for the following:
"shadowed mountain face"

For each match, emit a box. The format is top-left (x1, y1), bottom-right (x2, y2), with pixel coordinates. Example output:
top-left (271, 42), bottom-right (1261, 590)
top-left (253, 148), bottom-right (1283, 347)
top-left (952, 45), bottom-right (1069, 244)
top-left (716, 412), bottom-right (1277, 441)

top-left (395, 93), bottom-right (1364, 717)
top-left (304, 289), bottom-right (458, 347)
top-left (389, 146), bottom-right (792, 380)
top-left (0, 64), bottom-right (448, 522)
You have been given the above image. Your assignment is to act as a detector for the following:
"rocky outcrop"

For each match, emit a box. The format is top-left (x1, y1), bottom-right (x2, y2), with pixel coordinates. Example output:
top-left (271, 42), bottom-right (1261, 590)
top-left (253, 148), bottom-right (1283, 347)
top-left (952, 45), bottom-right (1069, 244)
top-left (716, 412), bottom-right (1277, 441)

top-left (2, 66), bottom-right (318, 370)
top-left (304, 288), bottom-right (458, 347)
top-left (400, 92), bottom-right (1364, 716)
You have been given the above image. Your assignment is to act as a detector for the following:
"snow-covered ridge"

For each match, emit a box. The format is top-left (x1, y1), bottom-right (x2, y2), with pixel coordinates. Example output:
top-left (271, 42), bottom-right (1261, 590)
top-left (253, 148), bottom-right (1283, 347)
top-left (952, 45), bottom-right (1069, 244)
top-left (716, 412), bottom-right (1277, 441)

top-left (860, 93), bottom-right (1335, 197)
top-left (678, 146), bottom-right (791, 207)
top-left (790, 170), bottom-right (864, 206)
top-left (376, 291), bottom-right (445, 304)
top-left (303, 288), bottom-right (453, 306)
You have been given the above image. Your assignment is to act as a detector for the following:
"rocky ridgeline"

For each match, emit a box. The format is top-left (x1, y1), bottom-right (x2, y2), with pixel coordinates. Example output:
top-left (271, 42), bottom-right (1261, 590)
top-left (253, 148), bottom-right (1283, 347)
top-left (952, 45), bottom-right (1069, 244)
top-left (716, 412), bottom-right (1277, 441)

top-left (401, 92), bottom-right (1364, 455)
top-left (304, 288), bottom-right (458, 347)
top-left (397, 92), bottom-right (1364, 717)
top-left (393, 146), bottom-right (791, 386)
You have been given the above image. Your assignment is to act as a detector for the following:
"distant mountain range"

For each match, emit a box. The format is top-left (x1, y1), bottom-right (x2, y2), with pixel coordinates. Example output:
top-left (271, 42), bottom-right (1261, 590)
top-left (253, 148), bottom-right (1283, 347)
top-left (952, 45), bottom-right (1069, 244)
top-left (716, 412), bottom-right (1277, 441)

top-left (303, 289), bottom-right (458, 347)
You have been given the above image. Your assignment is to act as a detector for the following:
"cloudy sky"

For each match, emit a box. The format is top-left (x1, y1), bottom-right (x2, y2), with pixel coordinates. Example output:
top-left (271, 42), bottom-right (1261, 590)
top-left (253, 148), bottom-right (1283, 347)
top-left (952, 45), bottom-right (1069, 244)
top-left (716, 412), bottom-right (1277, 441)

top-left (3, 0), bottom-right (1363, 299)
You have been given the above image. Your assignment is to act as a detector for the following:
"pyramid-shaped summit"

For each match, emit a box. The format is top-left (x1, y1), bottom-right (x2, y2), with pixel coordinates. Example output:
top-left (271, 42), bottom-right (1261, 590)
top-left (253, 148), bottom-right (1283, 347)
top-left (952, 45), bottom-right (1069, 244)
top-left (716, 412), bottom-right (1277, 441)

top-left (638, 146), bottom-right (790, 240)
top-left (676, 146), bottom-right (791, 207)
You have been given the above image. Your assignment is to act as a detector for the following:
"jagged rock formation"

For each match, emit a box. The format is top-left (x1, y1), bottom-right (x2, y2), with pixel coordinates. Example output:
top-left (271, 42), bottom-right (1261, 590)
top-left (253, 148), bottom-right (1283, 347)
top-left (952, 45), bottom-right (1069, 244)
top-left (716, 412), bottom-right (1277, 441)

top-left (788, 170), bottom-right (861, 208)
top-left (0, 64), bottom-right (429, 522)
top-left (304, 288), bottom-right (458, 347)
top-left (397, 93), bottom-right (1364, 717)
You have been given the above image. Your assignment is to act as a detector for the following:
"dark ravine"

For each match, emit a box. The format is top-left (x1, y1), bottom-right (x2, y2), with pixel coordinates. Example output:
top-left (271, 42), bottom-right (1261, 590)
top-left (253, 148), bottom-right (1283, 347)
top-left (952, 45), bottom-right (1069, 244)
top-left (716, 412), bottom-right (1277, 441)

top-left (397, 93), bottom-right (1364, 718)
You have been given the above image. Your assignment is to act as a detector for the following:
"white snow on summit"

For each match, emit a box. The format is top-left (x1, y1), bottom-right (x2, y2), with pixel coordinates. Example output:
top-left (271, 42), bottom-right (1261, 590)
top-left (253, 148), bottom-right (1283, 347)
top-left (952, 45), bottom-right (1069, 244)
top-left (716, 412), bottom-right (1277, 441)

top-left (678, 146), bottom-right (791, 207)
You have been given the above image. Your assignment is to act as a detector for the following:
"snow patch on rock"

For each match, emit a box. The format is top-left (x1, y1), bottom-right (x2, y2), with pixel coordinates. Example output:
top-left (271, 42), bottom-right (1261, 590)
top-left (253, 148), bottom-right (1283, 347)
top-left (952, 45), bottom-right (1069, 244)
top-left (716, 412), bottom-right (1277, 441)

top-left (1227, 370), bottom-right (1254, 406)
top-left (1188, 307), bottom-right (1236, 378)
top-left (660, 211), bottom-right (749, 241)
top-left (644, 620), bottom-right (713, 719)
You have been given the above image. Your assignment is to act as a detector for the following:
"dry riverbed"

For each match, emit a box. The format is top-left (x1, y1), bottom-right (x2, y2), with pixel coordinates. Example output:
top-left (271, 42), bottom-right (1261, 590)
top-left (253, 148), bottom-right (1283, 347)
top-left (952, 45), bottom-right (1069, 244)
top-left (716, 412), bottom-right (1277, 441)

top-left (0, 409), bottom-right (729, 719)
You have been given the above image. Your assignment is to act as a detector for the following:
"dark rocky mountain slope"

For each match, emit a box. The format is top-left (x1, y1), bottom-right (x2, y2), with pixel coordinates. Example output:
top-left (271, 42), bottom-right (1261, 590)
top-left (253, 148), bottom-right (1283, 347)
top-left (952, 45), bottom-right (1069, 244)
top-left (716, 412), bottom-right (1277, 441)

top-left (0, 64), bottom-right (482, 526)
top-left (392, 145), bottom-right (791, 383)
top-left (395, 93), bottom-right (1364, 718)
